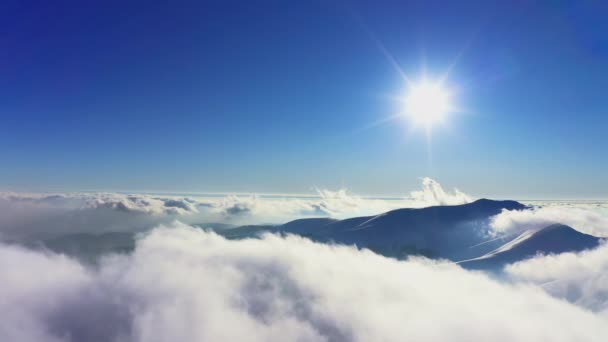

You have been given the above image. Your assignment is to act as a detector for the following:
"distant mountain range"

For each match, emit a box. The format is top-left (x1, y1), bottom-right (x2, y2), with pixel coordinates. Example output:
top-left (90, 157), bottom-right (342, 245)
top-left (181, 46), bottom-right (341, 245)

top-left (27, 199), bottom-right (604, 271)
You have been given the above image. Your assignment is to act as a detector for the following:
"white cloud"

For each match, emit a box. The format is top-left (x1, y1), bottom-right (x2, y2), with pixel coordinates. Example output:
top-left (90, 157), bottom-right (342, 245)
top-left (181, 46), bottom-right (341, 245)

top-left (206, 189), bottom-right (396, 224)
top-left (408, 177), bottom-right (473, 206)
top-left (0, 193), bottom-right (201, 239)
top-left (84, 193), bottom-right (200, 216)
top-left (209, 178), bottom-right (474, 223)
top-left (0, 192), bottom-right (200, 216)
top-left (0, 178), bottom-right (476, 238)
top-left (1, 224), bottom-right (607, 342)
top-left (490, 207), bottom-right (608, 237)
top-left (505, 242), bottom-right (608, 316)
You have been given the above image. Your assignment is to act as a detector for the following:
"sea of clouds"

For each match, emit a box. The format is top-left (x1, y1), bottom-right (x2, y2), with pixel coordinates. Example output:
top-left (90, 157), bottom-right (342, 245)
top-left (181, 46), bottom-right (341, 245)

top-left (1, 224), bottom-right (608, 342)
top-left (0, 178), bottom-right (472, 239)
top-left (2, 178), bottom-right (608, 341)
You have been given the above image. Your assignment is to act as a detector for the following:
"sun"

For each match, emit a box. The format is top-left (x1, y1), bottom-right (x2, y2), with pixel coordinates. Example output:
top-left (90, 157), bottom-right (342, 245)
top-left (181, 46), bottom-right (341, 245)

top-left (404, 81), bottom-right (451, 128)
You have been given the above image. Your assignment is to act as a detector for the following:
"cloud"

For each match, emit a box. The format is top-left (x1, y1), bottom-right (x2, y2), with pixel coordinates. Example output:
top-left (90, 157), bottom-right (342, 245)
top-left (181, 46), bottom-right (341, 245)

top-left (1, 224), bottom-right (608, 342)
top-left (0, 192), bottom-right (203, 239)
top-left (490, 206), bottom-right (608, 237)
top-left (0, 242), bottom-right (132, 342)
top-left (408, 177), bottom-right (473, 206)
top-left (0, 192), bottom-right (200, 216)
top-left (218, 195), bottom-right (255, 217)
top-left (211, 178), bottom-right (475, 223)
top-left (86, 194), bottom-right (195, 216)
top-left (208, 190), bottom-right (385, 223)
top-left (0, 178), bottom-right (473, 238)
top-left (505, 242), bottom-right (608, 316)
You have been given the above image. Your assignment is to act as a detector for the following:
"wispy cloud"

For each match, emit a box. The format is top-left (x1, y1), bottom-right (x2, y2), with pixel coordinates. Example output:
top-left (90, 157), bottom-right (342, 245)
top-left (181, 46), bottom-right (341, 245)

top-left (408, 177), bottom-right (473, 206)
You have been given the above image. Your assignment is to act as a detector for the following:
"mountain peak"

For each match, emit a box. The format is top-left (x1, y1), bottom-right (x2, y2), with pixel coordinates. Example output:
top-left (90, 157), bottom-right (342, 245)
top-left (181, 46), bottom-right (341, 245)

top-left (468, 198), bottom-right (527, 210)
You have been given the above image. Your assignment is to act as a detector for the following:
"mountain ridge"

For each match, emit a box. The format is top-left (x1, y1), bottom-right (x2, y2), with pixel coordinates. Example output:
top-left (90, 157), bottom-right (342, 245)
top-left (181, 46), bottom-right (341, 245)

top-left (23, 199), bottom-right (604, 272)
top-left (460, 224), bottom-right (602, 270)
top-left (220, 198), bottom-right (528, 260)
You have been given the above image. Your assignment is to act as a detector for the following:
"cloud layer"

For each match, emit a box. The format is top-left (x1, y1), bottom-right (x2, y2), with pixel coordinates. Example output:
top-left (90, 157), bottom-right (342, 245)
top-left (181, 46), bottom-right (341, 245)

top-left (490, 206), bottom-right (608, 237)
top-left (505, 241), bottom-right (608, 316)
top-left (0, 178), bottom-right (474, 238)
top-left (1, 224), bottom-right (608, 342)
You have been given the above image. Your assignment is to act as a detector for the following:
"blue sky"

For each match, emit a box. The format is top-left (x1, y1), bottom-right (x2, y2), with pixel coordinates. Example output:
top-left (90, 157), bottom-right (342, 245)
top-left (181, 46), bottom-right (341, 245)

top-left (1, 0), bottom-right (607, 198)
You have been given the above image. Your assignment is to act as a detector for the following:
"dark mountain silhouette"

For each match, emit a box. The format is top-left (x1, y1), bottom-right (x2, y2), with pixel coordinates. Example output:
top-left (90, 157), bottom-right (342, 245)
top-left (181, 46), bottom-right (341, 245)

top-left (280, 218), bottom-right (338, 235)
top-left (192, 223), bottom-right (236, 231)
top-left (460, 224), bottom-right (602, 270)
top-left (219, 199), bottom-right (527, 260)
top-left (217, 224), bottom-right (276, 239)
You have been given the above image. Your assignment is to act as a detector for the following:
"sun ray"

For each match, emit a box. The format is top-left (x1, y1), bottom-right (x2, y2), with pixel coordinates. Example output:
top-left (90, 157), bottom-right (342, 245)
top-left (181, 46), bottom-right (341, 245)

top-left (349, 112), bottom-right (404, 135)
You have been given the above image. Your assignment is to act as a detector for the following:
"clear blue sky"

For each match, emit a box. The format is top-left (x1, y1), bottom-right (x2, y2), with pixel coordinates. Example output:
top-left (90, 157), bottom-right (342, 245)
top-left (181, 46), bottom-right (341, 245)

top-left (1, 0), bottom-right (607, 198)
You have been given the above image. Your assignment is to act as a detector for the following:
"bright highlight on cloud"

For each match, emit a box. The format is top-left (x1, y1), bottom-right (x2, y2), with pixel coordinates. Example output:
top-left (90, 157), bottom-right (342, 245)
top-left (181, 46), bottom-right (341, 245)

top-left (490, 206), bottom-right (608, 237)
top-left (1, 224), bottom-right (607, 342)
top-left (408, 177), bottom-right (472, 206)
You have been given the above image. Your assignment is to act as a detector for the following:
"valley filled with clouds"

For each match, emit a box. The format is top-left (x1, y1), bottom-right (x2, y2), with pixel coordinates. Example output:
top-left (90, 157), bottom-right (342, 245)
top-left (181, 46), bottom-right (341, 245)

top-left (1, 179), bottom-right (607, 341)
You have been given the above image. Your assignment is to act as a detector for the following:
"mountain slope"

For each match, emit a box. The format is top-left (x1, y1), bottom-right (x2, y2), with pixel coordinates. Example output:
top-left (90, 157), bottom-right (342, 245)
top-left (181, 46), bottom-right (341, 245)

top-left (25, 200), bottom-right (604, 271)
top-left (460, 224), bottom-right (602, 270)
top-left (221, 199), bottom-right (527, 260)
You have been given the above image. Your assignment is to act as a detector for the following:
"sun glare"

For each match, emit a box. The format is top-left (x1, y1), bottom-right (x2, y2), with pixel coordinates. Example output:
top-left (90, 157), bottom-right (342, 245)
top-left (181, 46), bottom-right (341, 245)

top-left (404, 81), bottom-right (451, 128)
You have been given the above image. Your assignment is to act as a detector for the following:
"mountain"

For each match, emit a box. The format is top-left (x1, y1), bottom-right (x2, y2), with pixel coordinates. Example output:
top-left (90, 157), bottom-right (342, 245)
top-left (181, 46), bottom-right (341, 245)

top-left (27, 199), bottom-right (601, 271)
top-left (220, 199), bottom-right (527, 260)
top-left (216, 224), bottom-right (277, 239)
top-left (280, 218), bottom-right (338, 235)
top-left (192, 223), bottom-right (236, 231)
top-left (459, 224), bottom-right (602, 270)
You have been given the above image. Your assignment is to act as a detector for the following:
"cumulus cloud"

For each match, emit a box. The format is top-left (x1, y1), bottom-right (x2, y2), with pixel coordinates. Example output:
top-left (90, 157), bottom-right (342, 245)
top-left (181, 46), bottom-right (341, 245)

top-left (0, 178), bottom-right (473, 238)
top-left (0, 192), bottom-right (200, 216)
top-left (85, 193), bottom-right (200, 216)
top-left (207, 190), bottom-right (389, 223)
top-left (1, 224), bottom-right (608, 342)
top-left (0, 192), bottom-right (203, 239)
top-left (408, 177), bottom-right (473, 206)
top-left (505, 242), bottom-right (608, 316)
top-left (490, 207), bottom-right (608, 237)
top-left (211, 178), bottom-right (475, 223)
